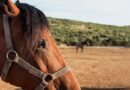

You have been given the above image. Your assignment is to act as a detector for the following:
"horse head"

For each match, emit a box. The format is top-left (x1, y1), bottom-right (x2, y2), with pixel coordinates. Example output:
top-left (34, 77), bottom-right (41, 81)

top-left (0, 1), bottom-right (81, 90)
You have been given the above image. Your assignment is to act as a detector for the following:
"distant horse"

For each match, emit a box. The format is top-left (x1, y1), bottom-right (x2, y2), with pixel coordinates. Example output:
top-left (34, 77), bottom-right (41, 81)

top-left (0, 0), bottom-right (80, 90)
top-left (76, 42), bottom-right (84, 53)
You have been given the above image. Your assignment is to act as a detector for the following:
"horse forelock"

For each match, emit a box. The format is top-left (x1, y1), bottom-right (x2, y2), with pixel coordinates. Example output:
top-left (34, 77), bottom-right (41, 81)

top-left (16, 2), bottom-right (49, 52)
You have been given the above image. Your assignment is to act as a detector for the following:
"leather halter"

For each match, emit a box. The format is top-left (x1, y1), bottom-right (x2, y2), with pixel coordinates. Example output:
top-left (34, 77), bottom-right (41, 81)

top-left (1, 15), bottom-right (71, 90)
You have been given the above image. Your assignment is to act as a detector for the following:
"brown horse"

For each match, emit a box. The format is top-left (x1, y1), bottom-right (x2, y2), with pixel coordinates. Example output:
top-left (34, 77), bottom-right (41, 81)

top-left (0, 0), bottom-right (81, 90)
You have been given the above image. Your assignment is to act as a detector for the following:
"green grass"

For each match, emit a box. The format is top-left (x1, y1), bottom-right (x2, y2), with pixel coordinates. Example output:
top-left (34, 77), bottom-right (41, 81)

top-left (48, 17), bottom-right (130, 46)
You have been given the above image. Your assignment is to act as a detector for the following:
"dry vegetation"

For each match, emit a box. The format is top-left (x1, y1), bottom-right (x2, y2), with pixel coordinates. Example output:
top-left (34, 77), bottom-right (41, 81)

top-left (0, 47), bottom-right (130, 90)
top-left (60, 47), bottom-right (130, 88)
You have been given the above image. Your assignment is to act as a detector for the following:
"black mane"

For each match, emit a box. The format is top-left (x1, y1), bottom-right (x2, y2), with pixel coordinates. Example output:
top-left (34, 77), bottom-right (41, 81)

top-left (16, 2), bottom-right (49, 51)
top-left (16, 2), bottom-right (49, 32)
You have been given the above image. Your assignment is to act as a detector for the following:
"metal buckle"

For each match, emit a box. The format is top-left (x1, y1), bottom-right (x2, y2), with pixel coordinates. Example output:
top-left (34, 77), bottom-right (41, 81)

top-left (6, 50), bottom-right (19, 62)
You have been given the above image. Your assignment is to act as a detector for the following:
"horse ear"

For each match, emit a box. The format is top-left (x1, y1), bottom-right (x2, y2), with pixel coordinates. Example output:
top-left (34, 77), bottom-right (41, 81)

top-left (3, 0), bottom-right (20, 16)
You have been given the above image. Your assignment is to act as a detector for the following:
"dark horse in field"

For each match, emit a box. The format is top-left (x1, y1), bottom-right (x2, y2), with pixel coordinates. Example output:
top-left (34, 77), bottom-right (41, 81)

top-left (76, 42), bottom-right (84, 53)
top-left (0, 0), bottom-right (80, 90)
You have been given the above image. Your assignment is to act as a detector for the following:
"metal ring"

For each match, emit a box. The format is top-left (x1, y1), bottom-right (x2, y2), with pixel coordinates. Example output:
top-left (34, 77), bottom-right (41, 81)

top-left (6, 50), bottom-right (18, 61)
top-left (42, 73), bottom-right (54, 86)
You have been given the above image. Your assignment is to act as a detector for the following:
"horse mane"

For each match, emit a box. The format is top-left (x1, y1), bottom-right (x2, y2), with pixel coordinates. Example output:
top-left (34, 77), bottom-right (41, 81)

top-left (16, 2), bottom-right (49, 51)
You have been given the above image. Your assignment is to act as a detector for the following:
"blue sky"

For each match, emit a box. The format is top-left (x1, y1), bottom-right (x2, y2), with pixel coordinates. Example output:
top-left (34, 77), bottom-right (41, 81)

top-left (13, 0), bottom-right (130, 26)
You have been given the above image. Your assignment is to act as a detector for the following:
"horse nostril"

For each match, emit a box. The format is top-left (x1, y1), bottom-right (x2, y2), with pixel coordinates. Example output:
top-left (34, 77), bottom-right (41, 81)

top-left (38, 39), bottom-right (46, 48)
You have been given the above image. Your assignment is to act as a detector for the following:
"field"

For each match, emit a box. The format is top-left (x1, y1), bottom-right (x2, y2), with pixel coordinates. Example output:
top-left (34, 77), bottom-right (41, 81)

top-left (0, 47), bottom-right (130, 90)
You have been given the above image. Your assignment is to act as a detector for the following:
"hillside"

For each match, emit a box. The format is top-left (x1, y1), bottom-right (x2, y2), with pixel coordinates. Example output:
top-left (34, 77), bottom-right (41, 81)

top-left (48, 17), bottom-right (130, 46)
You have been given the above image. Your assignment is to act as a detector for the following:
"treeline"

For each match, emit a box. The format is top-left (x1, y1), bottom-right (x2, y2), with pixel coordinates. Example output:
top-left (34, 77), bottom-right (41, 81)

top-left (48, 17), bottom-right (130, 46)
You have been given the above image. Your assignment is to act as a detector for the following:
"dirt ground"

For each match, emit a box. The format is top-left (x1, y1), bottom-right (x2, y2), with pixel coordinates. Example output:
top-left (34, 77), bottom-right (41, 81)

top-left (0, 47), bottom-right (130, 90)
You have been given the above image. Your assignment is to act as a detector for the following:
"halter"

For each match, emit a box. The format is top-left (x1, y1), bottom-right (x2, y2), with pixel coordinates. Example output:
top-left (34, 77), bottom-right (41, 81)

top-left (1, 14), bottom-right (71, 90)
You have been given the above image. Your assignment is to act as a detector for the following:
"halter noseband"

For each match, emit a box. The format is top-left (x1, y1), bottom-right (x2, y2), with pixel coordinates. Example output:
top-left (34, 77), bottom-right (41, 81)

top-left (1, 15), bottom-right (71, 90)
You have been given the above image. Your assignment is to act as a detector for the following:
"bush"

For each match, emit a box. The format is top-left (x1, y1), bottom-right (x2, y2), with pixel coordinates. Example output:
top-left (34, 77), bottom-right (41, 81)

top-left (48, 17), bottom-right (130, 46)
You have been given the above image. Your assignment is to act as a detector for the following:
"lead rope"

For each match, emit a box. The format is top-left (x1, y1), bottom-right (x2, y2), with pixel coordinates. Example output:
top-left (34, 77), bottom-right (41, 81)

top-left (1, 14), bottom-right (71, 90)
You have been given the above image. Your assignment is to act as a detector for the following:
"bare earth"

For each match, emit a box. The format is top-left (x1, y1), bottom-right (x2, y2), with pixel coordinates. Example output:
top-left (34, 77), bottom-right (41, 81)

top-left (0, 47), bottom-right (130, 89)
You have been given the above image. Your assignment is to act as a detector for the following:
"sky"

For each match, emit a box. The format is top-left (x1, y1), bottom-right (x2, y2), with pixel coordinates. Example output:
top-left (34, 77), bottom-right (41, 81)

top-left (13, 0), bottom-right (130, 26)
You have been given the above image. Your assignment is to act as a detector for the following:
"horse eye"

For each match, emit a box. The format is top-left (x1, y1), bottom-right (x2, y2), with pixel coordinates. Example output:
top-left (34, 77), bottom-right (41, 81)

top-left (38, 39), bottom-right (46, 48)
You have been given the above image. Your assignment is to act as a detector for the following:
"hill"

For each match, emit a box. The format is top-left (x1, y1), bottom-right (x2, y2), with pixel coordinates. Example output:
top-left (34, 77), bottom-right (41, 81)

top-left (48, 17), bottom-right (130, 46)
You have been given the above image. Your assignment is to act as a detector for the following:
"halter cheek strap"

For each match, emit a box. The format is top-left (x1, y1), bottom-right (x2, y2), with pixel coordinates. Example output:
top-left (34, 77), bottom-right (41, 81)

top-left (1, 14), bottom-right (71, 90)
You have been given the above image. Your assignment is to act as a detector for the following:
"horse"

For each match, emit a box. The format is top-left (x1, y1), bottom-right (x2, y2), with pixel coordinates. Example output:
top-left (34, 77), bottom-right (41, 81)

top-left (76, 42), bottom-right (84, 53)
top-left (0, 0), bottom-right (81, 90)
